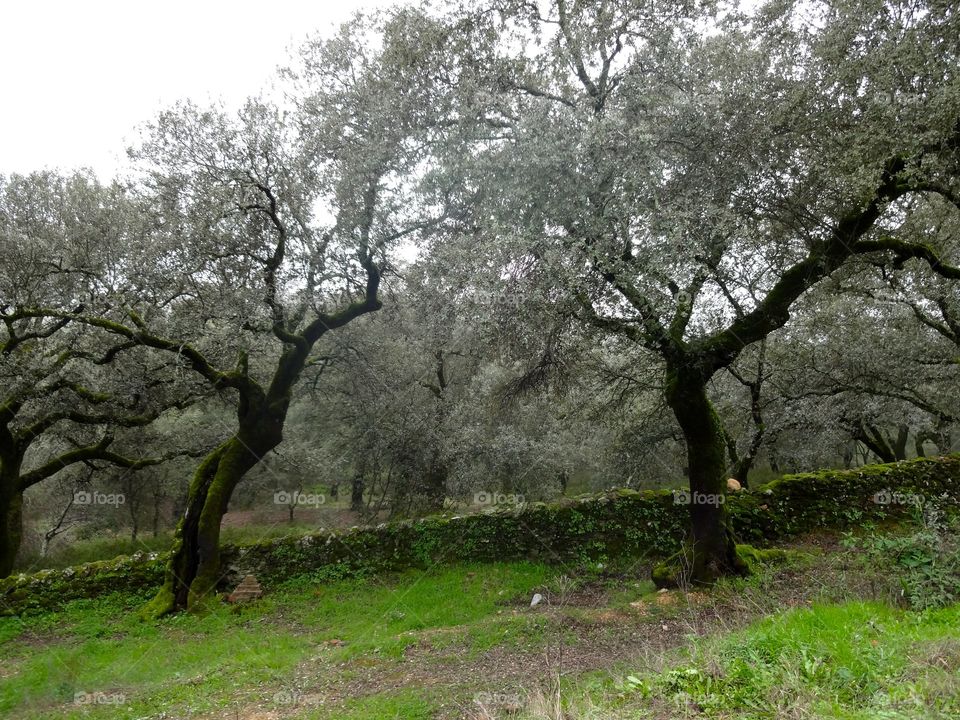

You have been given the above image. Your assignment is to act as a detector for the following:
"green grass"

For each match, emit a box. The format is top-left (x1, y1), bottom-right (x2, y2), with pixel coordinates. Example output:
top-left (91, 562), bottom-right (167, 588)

top-left (561, 601), bottom-right (960, 719)
top-left (0, 561), bottom-right (558, 719)
top-left (323, 688), bottom-right (440, 719)
top-left (4, 532), bottom-right (959, 720)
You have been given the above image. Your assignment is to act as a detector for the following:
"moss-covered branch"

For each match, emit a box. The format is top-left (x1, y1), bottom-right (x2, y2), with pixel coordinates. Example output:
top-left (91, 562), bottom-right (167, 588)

top-left (18, 409), bottom-right (158, 445)
top-left (854, 237), bottom-right (960, 280)
top-left (17, 308), bottom-right (260, 396)
top-left (303, 253), bottom-right (383, 344)
top-left (697, 159), bottom-right (910, 373)
top-left (17, 438), bottom-right (173, 491)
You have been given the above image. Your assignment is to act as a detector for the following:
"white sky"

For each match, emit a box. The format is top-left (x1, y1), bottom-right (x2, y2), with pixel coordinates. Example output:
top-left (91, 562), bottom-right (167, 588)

top-left (0, 0), bottom-right (393, 178)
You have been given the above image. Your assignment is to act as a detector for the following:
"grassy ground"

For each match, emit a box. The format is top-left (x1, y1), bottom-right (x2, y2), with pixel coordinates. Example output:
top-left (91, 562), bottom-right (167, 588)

top-left (1, 532), bottom-right (957, 719)
top-left (538, 601), bottom-right (960, 719)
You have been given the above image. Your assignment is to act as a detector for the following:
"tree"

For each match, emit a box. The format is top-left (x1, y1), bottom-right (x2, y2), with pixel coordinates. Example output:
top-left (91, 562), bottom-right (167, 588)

top-left (424, 0), bottom-right (960, 583)
top-left (716, 340), bottom-right (771, 488)
top-left (33, 11), bottom-right (451, 614)
top-left (0, 172), bottom-right (199, 577)
top-left (767, 278), bottom-right (959, 463)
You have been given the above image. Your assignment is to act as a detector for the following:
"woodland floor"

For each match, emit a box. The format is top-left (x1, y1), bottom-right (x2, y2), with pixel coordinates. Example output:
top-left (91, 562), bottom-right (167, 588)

top-left (1, 531), bottom-right (958, 720)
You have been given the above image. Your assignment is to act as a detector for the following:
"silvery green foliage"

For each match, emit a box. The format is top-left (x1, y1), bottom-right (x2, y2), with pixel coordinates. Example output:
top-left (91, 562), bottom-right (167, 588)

top-left (421, 0), bottom-right (958, 356)
top-left (0, 173), bottom-right (208, 571)
top-left (0, 173), bottom-right (200, 472)
top-left (274, 266), bottom-right (613, 513)
top-left (705, 265), bottom-right (959, 474)
top-left (772, 283), bottom-right (957, 457)
top-left (110, 11), bottom-right (446, 392)
top-left (390, 0), bottom-right (959, 498)
top-left (5, 0), bottom-right (960, 560)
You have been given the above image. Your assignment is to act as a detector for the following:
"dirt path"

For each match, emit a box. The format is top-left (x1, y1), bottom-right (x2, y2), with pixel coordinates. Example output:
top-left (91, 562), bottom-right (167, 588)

top-left (215, 536), bottom-right (856, 720)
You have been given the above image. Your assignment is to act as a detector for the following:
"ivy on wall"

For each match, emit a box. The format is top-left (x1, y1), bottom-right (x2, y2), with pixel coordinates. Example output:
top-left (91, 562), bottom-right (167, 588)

top-left (3, 455), bottom-right (957, 616)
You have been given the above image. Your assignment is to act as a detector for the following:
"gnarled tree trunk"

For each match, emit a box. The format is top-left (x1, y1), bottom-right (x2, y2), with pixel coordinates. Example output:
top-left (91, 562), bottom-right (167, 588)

top-left (0, 446), bottom-right (24, 578)
top-left (0, 481), bottom-right (23, 578)
top-left (142, 271), bottom-right (382, 617)
top-left (350, 473), bottom-right (365, 512)
top-left (662, 365), bottom-right (747, 586)
top-left (144, 396), bottom-right (289, 617)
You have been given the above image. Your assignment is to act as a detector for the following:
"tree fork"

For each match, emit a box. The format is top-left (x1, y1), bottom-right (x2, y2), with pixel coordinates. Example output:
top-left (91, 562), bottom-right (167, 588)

top-left (142, 443), bottom-right (228, 618)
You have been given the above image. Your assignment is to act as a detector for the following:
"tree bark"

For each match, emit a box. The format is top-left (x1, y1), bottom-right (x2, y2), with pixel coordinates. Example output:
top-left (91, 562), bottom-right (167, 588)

top-left (732, 381), bottom-right (766, 488)
top-left (854, 423), bottom-right (897, 463)
top-left (144, 410), bottom-right (284, 617)
top-left (151, 480), bottom-right (162, 537)
top-left (0, 448), bottom-right (24, 578)
top-left (0, 482), bottom-right (23, 578)
top-left (893, 424), bottom-right (910, 461)
top-left (842, 442), bottom-right (855, 469)
top-left (350, 474), bottom-right (365, 512)
top-left (664, 365), bottom-right (747, 586)
top-left (423, 458), bottom-right (448, 510)
top-left (422, 350), bottom-right (449, 509)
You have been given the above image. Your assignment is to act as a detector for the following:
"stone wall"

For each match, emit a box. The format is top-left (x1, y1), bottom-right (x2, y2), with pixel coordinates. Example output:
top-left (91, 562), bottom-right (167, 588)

top-left (2, 455), bottom-right (957, 616)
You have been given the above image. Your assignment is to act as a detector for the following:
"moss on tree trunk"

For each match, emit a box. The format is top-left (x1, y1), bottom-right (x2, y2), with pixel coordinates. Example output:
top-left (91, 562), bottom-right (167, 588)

top-left (143, 430), bottom-right (277, 618)
top-left (662, 366), bottom-right (748, 586)
top-left (138, 246), bottom-right (381, 619)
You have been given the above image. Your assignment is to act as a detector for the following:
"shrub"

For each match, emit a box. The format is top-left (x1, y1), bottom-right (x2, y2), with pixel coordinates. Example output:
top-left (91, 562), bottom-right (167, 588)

top-left (846, 504), bottom-right (960, 610)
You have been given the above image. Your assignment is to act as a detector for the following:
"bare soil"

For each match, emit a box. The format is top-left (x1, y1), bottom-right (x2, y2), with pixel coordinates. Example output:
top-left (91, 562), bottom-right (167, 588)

top-left (212, 536), bottom-right (869, 720)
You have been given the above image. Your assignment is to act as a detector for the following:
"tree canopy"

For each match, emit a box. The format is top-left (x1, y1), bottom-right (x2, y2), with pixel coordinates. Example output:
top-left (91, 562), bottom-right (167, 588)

top-left (3, 0), bottom-right (958, 596)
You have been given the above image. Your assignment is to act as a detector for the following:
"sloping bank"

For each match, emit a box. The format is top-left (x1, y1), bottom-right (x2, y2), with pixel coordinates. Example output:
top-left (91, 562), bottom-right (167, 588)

top-left (3, 455), bottom-right (958, 616)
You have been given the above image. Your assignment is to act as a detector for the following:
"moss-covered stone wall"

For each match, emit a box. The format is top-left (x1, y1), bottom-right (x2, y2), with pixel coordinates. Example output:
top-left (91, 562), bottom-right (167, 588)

top-left (3, 455), bottom-right (957, 616)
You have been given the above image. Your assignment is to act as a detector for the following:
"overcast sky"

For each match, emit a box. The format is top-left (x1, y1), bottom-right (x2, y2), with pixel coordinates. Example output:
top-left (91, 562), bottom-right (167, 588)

top-left (0, 0), bottom-right (392, 178)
